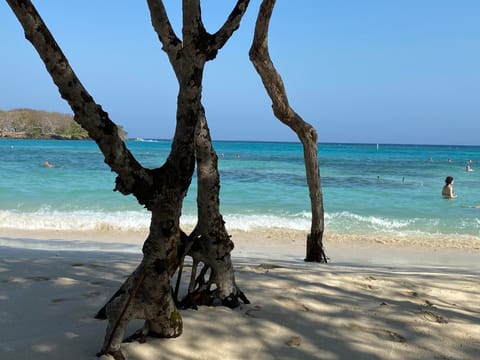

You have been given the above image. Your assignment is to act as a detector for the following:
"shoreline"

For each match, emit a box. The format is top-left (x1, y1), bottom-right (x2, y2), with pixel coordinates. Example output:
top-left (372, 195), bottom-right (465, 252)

top-left (1, 227), bottom-right (479, 266)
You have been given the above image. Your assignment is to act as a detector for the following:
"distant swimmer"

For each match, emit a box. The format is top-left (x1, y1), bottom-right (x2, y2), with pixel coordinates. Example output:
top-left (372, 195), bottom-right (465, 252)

top-left (466, 164), bottom-right (473, 172)
top-left (441, 176), bottom-right (456, 199)
top-left (44, 160), bottom-right (53, 168)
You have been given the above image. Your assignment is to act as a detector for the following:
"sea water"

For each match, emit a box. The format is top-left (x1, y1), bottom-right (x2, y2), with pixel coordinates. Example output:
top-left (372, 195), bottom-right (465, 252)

top-left (1, 139), bottom-right (480, 248)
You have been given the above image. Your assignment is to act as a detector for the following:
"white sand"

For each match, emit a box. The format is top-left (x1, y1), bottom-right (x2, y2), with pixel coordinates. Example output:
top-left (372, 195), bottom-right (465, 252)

top-left (0, 229), bottom-right (479, 359)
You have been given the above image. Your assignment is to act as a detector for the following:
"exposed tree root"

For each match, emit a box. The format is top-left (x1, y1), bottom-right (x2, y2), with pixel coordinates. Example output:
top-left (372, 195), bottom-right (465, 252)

top-left (177, 286), bottom-right (250, 310)
top-left (175, 260), bottom-right (250, 310)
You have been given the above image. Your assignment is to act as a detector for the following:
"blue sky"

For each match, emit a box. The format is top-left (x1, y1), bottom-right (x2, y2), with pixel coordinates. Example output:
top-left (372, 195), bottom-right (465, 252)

top-left (2, 1), bottom-right (480, 145)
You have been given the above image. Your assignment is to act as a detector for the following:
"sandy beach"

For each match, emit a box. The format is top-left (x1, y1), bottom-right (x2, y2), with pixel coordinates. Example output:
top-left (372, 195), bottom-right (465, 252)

top-left (0, 229), bottom-right (479, 359)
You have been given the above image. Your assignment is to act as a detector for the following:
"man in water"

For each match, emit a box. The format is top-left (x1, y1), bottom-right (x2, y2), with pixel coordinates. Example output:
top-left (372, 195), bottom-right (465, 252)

top-left (44, 160), bottom-right (53, 168)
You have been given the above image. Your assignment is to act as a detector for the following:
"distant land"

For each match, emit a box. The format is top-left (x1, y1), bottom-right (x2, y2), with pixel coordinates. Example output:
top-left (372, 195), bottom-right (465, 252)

top-left (0, 109), bottom-right (126, 140)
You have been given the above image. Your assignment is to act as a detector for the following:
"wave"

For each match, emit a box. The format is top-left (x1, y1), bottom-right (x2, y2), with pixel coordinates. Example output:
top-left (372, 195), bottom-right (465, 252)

top-left (131, 138), bottom-right (166, 143)
top-left (0, 209), bottom-right (312, 233)
top-left (1, 209), bottom-right (480, 239)
top-left (324, 211), bottom-right (480, 238)
top-left (325, 211), bottom-right (418, 232)
top-left (0, 209), bottom-right (150, 232)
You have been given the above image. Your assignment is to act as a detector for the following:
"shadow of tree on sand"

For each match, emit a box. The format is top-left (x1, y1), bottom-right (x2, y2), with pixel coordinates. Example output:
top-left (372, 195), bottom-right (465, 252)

top-left (0, 245), bottom-right (479, 359)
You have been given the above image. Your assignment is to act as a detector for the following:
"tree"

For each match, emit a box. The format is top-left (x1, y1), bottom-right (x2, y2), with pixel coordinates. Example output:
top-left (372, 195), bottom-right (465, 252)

top-left (250, 0), bottom-right (327, 262)
top-left (7, 0), bottom-right (326, 358)
top-left (7, 0), bottom-right (250, 358)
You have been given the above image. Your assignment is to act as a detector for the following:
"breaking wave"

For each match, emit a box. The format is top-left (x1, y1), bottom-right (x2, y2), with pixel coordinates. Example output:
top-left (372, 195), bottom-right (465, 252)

top-left (1, 209), bottom-right (479, 239)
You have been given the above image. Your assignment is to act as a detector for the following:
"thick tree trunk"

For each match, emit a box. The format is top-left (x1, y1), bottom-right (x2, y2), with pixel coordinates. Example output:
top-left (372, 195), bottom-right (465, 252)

top-left (99, 211), bottom-right (184, 356)
top-left (250, 0), bottom-right (327, 262)
top-left (180, 115), bottom-right (249, 308)
top-left (95, 52), bottom-right (204, 352)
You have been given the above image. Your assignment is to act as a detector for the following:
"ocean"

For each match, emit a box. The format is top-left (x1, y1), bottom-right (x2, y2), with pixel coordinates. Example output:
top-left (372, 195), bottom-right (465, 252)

top-left (2, 139), bottom-right (480, 249)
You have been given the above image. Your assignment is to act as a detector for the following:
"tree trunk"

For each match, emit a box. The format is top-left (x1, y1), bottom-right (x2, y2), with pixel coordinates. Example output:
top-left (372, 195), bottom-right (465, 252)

top-left (249, 0), bottom-right (327, 262)
top-left (98, 211), bottom-right (184, 356)
top-left (302, 131), bottom-right (327, 262)
top-left (180, 115), bottom-right (249, 308)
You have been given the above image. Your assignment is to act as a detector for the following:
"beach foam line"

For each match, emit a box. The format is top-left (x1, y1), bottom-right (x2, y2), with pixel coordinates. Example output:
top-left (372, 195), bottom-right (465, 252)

top-left (0, 209), bottom-right (150, 232)
top-left (0, 208), bottom-right (473, 235)
top-left (0, 209), bottom-right (313, 232)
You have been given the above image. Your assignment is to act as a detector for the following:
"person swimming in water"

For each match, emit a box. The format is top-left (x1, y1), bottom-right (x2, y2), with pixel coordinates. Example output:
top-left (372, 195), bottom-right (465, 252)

top-left (44, 160), bottom-right (53, 168)
top-left (442, 176), bottom-right (456, 199)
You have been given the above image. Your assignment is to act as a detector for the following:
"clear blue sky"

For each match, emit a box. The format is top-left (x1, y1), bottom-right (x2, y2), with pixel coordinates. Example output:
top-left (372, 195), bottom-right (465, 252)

top-left (2, 1), bottom-right (480, 145)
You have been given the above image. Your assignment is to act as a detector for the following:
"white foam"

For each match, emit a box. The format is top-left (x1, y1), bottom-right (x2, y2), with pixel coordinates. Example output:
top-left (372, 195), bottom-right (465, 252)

top-left (0, 209), bottom-right (313, 233)
top-left (0, 209), bottom-right (150, 232)
top-left (2, 208), bottom-right (477, 240)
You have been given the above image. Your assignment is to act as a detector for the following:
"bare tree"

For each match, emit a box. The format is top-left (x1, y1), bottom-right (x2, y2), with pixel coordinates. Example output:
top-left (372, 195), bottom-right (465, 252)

top-left (250, 0), bottom-right (327, 262)
top-left (6, 0), bottom-right (250, 358)
top-left (7, 0), bottom-right (327, 358)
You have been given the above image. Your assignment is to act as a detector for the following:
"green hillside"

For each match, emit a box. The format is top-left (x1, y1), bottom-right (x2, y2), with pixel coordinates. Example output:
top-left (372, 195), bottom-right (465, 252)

top-left (0, 109), bottom-right (127, 140)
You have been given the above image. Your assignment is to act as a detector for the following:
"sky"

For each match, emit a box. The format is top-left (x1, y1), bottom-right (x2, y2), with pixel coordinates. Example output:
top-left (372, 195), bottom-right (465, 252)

top-left (1, 1), bottom-right (480, 145)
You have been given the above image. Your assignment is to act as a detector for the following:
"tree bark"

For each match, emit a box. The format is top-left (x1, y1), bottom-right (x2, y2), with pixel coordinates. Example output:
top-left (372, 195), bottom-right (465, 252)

top-left (249, 0), bottom-right (327, 262)
top-left (180, 115), bottom-right (249, 308)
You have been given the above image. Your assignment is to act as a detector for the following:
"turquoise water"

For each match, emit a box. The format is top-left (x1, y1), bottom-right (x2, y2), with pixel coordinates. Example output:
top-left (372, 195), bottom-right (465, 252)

top-left (1, 139), bottom-right (480, 242)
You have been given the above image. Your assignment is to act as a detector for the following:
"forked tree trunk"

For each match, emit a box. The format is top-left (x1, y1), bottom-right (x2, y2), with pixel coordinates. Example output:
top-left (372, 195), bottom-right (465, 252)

top-left (7, 0), bottom-right (250, 358)
top-left (250, 0), bottom-right (327, 262)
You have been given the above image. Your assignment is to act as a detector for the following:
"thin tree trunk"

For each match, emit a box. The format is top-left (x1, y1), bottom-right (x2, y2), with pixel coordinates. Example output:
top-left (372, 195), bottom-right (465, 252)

top-left (249, 0), bottom-right (327, 262)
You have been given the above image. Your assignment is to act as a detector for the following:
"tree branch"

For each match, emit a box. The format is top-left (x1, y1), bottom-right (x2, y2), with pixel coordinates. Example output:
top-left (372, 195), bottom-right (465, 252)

top-left (249, 0), bottom-right (293, 124)
top-left (206, 0), bottom-right (251, 60)
top-left (146, 0), bottom-right (182, 70)
top-left (182, 0), bottom-right (202, 43)
top-left (249, 0), bottom-right (317, 138)
top-left (6, 0), bottom-right (152, 200)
